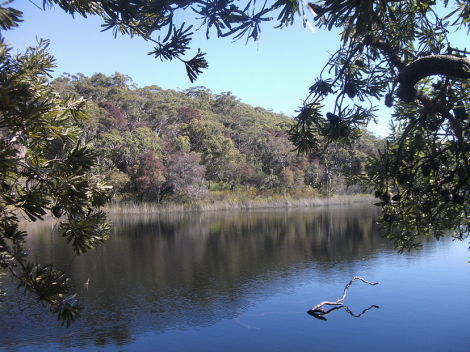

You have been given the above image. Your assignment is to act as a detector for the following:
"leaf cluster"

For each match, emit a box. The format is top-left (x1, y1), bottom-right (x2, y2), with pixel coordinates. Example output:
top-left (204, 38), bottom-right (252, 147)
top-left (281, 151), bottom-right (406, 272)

top-left (0, 0), bottom-right (22, 30)
top-left (18, 263), bottom-right (82, 328)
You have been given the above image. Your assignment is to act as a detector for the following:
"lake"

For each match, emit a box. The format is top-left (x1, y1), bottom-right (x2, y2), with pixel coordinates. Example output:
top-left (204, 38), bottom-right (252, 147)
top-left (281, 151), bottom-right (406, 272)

top-left (1, 204), bottom-right (469, 351)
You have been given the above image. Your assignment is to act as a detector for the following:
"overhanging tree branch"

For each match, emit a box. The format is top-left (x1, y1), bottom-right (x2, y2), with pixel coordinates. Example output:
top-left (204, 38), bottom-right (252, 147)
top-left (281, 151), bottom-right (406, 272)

top-left (396, 55), bottom-right (470, 103)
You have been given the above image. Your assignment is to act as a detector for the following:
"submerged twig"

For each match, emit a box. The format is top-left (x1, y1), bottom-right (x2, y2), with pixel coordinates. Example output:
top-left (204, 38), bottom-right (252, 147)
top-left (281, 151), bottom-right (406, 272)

top-left (308, 276), bottom-right (378, 313)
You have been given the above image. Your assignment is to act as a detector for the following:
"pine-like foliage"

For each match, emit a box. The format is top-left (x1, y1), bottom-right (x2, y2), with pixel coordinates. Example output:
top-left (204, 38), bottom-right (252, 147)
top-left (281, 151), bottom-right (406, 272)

top-left (0, 35), bottom-right (110, 326)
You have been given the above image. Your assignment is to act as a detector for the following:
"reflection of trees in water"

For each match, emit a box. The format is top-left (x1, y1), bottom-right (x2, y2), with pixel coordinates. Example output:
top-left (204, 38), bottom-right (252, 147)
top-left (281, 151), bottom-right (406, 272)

top-left (2, 205), bottom-right (386, 349)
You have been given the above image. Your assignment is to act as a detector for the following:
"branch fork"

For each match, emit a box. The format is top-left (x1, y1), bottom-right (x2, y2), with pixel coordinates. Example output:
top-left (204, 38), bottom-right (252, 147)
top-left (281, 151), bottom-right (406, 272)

top-left (308, 276), bottom-right (378, 313)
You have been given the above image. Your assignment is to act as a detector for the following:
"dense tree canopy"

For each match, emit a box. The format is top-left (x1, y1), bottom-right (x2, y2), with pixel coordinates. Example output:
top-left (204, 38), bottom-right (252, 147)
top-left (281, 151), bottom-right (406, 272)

top-left (48, 71), bottom-right (380, 202)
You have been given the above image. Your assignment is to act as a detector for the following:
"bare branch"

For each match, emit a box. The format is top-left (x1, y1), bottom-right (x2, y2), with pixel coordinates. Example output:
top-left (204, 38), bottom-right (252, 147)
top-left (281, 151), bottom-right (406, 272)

top-left (308, 276), bottom-right (378, 313)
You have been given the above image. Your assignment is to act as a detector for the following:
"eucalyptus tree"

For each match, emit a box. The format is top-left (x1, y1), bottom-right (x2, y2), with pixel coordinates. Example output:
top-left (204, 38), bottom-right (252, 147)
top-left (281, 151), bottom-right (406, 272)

top-left (182, 119), bottom-right (246, 183)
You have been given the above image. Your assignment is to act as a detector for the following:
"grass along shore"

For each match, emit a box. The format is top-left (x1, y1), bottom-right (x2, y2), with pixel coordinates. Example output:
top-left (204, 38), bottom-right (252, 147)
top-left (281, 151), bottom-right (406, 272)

top-left (104, 193), bottom-right (376, 215)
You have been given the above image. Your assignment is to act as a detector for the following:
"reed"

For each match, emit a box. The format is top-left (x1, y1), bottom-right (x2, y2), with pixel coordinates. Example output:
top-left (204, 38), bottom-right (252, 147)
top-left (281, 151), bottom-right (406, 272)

top-left (104, 194), bottom-right (375, 215)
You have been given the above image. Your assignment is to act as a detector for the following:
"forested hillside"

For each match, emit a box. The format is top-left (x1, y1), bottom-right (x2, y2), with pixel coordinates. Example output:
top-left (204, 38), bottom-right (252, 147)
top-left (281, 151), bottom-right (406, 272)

top-left (51, 72), bottom-right (383, 205)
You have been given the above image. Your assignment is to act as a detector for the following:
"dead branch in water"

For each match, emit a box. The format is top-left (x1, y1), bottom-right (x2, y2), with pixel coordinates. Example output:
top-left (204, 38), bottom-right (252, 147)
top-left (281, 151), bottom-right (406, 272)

top-left (308, 276), bottom-right (378, 313)
top-left (308, 304), bottom-right (379, 321)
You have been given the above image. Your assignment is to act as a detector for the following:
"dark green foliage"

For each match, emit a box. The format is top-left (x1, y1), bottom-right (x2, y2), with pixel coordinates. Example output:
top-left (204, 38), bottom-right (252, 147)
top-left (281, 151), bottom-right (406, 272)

top-left (0, 0), bottom-right (22, 30)
top-left (285, 0), bottom-right (470, 251)
top-left (61, 210), bottom-right (109, 255)
top-left (48, 71), bottom-right (382, 203)
top-left (0, 36), bottom-right (110, 326)
top-left (18, 263), bottom-right (82, 328)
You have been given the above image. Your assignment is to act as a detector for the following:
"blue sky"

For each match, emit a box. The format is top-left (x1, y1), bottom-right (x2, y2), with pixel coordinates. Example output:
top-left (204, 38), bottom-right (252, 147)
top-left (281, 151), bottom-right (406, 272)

top-left (7, 1), bottom-right (397, 136)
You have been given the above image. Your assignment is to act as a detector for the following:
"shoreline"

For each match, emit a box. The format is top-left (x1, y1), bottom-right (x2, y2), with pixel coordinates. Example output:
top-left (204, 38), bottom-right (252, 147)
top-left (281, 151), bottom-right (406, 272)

top-left (103, 194), bottom-right (376, 215)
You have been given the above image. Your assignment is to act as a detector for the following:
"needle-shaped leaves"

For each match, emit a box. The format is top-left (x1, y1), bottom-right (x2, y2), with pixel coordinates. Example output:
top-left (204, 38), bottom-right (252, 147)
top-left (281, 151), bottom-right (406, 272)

top-left (274, 0), bottom-right (301, 27)
top-left (148, 23), bottom-right (209, 82)
top-left (150, 23), bottom-right (194, 61)
top-left (184, 49), bottom-right (209, 83)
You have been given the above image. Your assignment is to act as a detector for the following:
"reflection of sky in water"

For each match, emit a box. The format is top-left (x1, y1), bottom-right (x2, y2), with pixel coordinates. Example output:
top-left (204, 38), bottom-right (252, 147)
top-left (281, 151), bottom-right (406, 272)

top-left (1, 204), bottom-right (469, 351)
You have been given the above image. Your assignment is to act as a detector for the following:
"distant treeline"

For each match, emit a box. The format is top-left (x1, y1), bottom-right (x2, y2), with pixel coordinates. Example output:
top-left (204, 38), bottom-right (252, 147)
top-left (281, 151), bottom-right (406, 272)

top-left (51, 72), bottom-right (384, 204)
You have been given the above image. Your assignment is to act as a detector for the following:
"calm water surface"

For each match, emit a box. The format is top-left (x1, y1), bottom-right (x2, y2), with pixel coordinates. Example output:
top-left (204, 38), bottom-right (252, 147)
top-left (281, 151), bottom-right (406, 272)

top-left (0, 204), bottom-right (469, 351)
